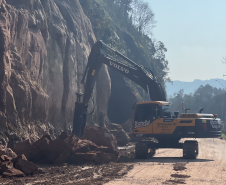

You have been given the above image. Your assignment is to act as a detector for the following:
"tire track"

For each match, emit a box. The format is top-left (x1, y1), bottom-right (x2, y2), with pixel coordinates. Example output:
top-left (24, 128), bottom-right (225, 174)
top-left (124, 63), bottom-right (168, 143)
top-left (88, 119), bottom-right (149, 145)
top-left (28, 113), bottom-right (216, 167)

top-left (106, 138), bottom-right (226, 185)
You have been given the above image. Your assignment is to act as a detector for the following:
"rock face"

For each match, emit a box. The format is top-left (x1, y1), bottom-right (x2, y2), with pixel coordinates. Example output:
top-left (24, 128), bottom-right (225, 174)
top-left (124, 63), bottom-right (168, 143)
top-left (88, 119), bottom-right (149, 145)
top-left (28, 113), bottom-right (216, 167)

top-left (0, 0), bottom-right (111, 143)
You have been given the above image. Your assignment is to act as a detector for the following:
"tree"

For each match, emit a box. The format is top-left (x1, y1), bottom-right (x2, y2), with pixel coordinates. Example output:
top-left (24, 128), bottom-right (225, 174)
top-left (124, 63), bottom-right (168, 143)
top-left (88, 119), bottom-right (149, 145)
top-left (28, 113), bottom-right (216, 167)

top-left (152, 41), bottom-right (169, 83)
top-left (114, 0), bottom-right (132, 17)
top-left (130, 0), bottom-right (155, 34)
top-left (169, 85), bottom-right (226, 120)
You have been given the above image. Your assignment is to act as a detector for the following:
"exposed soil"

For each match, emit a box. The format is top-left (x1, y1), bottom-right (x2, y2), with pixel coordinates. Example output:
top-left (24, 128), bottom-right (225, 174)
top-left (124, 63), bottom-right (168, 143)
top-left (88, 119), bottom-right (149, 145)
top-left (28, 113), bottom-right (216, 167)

top-left (0, 143), bottom-right (135, 185)
top-left (0, 163), bottom-right (133, 185)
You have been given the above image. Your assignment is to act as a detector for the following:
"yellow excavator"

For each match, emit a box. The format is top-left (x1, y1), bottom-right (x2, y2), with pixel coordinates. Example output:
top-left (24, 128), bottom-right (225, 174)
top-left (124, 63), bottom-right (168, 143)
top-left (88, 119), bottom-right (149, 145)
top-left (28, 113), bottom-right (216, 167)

top-left (72, 41), bottom-right (222, 159)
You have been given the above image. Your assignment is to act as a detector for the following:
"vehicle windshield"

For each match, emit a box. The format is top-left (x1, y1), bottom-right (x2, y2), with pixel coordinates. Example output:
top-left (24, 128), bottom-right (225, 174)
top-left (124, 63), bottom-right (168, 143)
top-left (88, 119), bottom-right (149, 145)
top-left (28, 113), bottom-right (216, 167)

top-left (162, 105), bottom-right (171, 118)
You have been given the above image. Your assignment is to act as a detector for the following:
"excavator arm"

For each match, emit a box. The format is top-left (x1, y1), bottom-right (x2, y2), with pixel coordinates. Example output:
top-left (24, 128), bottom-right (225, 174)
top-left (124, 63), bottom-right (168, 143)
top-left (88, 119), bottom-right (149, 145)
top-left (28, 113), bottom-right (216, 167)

top-left (72, 41), bottom-right (166, 137)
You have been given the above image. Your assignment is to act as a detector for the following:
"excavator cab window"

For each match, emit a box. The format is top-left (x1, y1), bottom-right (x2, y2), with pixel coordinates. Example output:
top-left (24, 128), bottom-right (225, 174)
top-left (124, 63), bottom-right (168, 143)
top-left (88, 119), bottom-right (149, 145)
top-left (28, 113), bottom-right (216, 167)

top-left (152, 104), bottom-right (161, 120)
top-left (134, 104), bottom-right (151, 122)
top-left (134, 104), bottom-right (161, 123)
top-left (162, 105), bottom-right (172, 118)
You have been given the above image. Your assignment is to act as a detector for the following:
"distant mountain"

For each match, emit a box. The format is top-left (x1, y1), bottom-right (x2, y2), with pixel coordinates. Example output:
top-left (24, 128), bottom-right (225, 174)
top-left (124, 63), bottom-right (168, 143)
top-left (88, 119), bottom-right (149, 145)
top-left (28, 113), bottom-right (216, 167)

top-left (165, 79), bottom-right (226, 97)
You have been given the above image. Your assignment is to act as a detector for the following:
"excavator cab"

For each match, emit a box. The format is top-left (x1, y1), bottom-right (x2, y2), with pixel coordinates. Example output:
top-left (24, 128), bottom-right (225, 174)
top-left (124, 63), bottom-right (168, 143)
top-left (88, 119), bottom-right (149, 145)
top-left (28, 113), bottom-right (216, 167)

top-left (132, 101), bottom-right (171, 131)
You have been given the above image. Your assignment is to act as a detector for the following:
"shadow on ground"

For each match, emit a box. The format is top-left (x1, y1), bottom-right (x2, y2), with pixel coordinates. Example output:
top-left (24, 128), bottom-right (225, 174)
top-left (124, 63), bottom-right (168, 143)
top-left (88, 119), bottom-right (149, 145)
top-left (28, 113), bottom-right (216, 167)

top-left (119, 156), bottom-right (214, 163)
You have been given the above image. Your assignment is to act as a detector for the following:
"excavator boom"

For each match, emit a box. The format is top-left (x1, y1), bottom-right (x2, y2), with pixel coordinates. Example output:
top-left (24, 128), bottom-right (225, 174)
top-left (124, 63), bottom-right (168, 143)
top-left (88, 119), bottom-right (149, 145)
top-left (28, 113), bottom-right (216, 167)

top-left (72, 41), bottom-right (165, 137)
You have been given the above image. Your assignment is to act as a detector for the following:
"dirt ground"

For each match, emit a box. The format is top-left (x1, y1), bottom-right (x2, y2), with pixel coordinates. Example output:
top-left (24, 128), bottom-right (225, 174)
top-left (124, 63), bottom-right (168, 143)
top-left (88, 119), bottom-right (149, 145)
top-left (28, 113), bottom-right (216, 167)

top-left (106, 138), bottom-right (226, 185)
top-left (0, 140), bottom-right (135, 185)
top-left (1, 138), bottom-right (226, 185)
top-left (0, 162), bottom-right (133, 185)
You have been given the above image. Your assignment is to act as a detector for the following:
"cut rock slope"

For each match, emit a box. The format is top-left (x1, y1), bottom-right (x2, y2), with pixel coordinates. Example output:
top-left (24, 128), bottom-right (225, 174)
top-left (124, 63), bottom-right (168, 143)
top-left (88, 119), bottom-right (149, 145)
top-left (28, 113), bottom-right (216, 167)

top-left (0, 0), bottom-right (111, 145)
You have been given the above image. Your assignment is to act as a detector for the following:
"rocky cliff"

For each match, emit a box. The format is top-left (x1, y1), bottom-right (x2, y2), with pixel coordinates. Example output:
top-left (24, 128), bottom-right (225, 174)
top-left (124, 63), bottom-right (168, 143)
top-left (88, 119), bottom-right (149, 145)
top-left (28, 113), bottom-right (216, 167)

top-left (0, 0), bottom-right (111, 145)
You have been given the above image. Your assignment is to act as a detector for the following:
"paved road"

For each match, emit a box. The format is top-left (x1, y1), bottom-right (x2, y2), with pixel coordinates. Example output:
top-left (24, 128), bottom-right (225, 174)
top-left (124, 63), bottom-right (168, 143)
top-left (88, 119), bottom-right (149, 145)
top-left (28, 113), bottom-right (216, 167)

top-left (106, 138), bottom-right (226, 185)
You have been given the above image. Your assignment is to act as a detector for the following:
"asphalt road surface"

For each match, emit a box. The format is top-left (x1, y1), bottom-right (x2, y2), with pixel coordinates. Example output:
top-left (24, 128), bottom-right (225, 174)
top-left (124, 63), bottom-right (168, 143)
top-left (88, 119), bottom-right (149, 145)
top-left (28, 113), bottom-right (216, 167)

top-left (106, 138), bottom-right (226, 185)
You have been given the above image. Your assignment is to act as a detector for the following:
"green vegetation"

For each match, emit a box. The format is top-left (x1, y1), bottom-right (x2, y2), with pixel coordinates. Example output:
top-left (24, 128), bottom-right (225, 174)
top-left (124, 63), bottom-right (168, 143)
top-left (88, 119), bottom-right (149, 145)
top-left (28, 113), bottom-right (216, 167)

top-left (222, 133), bottom-right (226, 139)
top-left (169, 84), bottom-right (226, 120)
top-left (222, 130), bottom-right (226, 139)
top-left (79, 0), bottom-right (169, 99)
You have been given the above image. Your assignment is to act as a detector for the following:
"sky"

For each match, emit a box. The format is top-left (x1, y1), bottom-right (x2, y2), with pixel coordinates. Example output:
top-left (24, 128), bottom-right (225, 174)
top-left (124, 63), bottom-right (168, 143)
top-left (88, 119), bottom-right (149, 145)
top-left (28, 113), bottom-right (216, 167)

top-left (146, 0), bottom-right (226, 82)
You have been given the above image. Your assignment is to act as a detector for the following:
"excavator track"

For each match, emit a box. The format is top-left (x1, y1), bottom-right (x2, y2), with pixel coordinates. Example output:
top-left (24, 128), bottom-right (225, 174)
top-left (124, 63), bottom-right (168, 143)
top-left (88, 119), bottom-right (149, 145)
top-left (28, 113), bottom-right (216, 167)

top-left (183, 140), bottom-right (198, 159)
top-left (135, 141), bottom-right (156, 159)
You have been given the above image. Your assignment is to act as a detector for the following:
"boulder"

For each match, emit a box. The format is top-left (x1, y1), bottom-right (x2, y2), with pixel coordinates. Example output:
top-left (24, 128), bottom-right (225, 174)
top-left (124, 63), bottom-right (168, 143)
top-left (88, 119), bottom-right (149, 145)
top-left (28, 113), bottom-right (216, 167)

top-left (67, 154), bottom-right (85, 165)
top-left (0, 155), bottom-right (13, 174)
top-left (96, 146), bottom-right (113, 153)
top-left (5, 148), bottom-right (17, 158)
top-left (0, 155), bottom-right (12, 162)
top-left (52, 145), bottom-right (71, 164)
top-left (30, 135), bottom-right (51, 162)
top-left (64, 135), bottom-right (79, 149)
top-left (13, 140), bottom-right (32, 159)
top-left (14, 156), bottom-right (38, 175)
top-left (47, 135), bottom-right (79, 164)
top-left (95, 152), bottom-right (117, 165)
top-left (13, 154), bottom-right (27, 161)
top-left (67, 152), bottom-right (97, 165)
top-left (46, 138), bottom-right (66, 163)
top-left (73, 139), bottom-right (98, 153)
top-left (75, 153), bottom-right (97, 161)
top-left (83, 152), bottom-right (97, 161)
top-left (108, 123), bottom-right (130, 146)
top-left (2, 168), bottom-right (25, 177)
top-left (82, 126), bottom-right (118, 155)
top-left (58, 132), bottom-right (69, 140)
top-left (0, 161), bottom-right (13, 174)
top-left (121, 119), bottom-right (132, 133)
top-left (0, 148), bottom-right (6, 156)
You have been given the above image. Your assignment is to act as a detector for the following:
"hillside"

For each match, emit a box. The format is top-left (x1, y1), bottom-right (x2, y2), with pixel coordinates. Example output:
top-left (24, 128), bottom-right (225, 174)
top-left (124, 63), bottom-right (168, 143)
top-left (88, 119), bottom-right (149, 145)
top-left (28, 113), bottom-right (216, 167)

top-left (79, 0), bottom-right (169, 123)
top-left (166, 79), bottom-right (226, 97)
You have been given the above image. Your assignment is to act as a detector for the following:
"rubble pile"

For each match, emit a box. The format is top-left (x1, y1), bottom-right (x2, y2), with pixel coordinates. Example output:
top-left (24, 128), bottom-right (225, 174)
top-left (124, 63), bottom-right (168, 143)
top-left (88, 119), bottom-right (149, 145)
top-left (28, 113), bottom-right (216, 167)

top-left (0, 145), bottom-right (38, 177)
top-left (121, 119), bottom-right (132, 133)
top-left (0, 126), bottom-right (119, 178)
top-left (107, 123), bottom-right (131, 146)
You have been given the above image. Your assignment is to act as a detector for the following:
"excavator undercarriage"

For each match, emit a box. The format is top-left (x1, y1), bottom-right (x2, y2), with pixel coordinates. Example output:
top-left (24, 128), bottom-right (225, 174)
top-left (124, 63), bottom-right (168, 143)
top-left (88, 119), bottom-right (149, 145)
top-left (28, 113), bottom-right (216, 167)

top-left (134, 138), bottom-right (198, 159)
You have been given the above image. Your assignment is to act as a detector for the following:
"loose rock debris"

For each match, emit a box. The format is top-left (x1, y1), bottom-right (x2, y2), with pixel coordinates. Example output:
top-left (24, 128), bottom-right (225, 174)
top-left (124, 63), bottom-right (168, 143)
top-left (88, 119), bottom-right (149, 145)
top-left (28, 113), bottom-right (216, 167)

top-left (0, 126), bottom-right (123, 180)
top-left (0, 163), bottom-right (133, 185)
top-left (0, 153), bottom-right (38, 178)
top-left (107, 123), bottom-right (131, 146)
